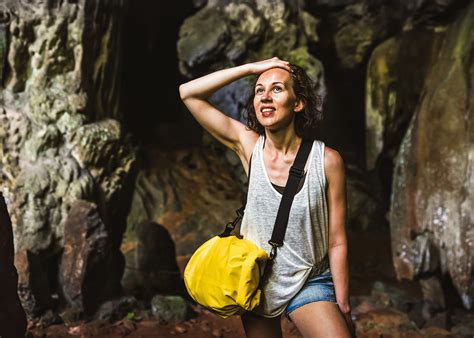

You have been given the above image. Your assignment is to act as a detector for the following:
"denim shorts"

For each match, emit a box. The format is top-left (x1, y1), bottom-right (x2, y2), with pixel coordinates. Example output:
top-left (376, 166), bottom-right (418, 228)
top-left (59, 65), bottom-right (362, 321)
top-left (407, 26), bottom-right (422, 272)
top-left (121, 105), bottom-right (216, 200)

top-left (285, 271), bottom-right (337, 317)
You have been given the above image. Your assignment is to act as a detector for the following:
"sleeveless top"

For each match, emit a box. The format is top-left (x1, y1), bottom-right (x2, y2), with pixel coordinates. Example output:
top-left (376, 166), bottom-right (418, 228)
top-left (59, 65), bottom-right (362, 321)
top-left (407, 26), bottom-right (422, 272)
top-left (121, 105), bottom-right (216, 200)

top-left (240, 136), bottom-right (330, 317)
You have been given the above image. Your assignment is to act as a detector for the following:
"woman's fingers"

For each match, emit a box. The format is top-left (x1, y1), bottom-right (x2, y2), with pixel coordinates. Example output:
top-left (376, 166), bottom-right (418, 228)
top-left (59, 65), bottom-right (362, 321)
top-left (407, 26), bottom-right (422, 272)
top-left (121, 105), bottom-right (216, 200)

top-left (270, 57), bottom-right (290, 71)
top-left (249, 57), bottom-right (291, 74)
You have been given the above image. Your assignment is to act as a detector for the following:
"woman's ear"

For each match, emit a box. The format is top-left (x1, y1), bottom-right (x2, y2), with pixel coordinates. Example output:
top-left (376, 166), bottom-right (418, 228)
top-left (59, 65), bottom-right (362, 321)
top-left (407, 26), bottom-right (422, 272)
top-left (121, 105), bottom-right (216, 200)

top-left (294, 100), bottom-right (304, 113)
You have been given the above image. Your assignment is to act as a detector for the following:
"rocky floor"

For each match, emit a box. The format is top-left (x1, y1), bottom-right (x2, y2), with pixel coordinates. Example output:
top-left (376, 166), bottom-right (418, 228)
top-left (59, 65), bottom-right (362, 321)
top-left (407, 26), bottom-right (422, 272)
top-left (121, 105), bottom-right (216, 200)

top-left (28, 230), bottom-right (474, 337)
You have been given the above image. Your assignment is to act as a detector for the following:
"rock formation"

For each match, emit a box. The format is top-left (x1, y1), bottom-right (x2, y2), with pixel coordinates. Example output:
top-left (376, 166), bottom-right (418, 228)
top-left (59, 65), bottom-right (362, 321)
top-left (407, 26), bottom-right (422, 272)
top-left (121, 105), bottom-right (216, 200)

top-left (0, 0), bottom-right (136, 317)
top-left (389, 2), bottom-right (474, 308)
top-left (59, 200), bottom-right (116, 316)
top-left (122, 220), bottom-right (183, 298)
top-left (126, 146), bottom-right (244, 257)
top-left (0, 193), bottom-right (26, 337)
top-left (178, 0), bottom-right (326, 121)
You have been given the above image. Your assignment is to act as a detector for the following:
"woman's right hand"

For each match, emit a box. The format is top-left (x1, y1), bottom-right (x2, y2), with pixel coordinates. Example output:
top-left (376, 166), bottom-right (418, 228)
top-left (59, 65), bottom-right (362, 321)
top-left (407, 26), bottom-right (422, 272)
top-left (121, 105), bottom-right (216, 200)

top-left (247, 57), bottom-right (291, 75)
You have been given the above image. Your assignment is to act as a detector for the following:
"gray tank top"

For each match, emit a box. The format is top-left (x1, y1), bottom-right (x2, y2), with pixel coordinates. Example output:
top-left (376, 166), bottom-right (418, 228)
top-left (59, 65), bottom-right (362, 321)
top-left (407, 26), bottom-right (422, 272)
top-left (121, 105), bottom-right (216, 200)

top-left (240, 136), bottom-right (330, 317)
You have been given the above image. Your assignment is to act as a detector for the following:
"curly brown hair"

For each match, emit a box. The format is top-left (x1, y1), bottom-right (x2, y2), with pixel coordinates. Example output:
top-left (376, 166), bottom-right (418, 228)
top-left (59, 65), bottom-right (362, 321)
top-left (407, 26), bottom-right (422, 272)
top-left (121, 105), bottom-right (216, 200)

top-left (244, 64), bottom-right (324, 139)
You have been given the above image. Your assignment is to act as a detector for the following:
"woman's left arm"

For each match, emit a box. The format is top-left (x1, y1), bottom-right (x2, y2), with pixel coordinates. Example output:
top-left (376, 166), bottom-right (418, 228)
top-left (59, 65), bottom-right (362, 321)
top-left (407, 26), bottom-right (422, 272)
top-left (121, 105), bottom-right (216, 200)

top-left (324, 147), bottom-right (352, 324)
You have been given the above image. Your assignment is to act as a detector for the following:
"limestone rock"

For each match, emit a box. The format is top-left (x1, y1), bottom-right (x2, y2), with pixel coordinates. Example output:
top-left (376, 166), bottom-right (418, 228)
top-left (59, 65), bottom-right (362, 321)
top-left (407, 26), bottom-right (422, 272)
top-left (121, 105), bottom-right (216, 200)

top-left (94, 296), bottom-right (139, 322)
top-left (365, 29), bottom-right (444, 170)
top-left (177, 0), bottom-right (325, 122)
top-left (331, 2), bottom-right (394, 69)
top-left (0, 194), bottom-right (26, 337)
top-left (126, 146), bottom-right (243, 256)
top-left (307, 0), bottom-right (468, 70)
top-left (420, 276), bottom-right (445, 320)
top-left (122, 221), bottom-right (183, 298)
top-left (177, 6), bottom-right (231, 74)
top-left (150, 295), bottom-right (188, 324)
top-left (355, 307), bottom-right (419, 337)
top-left (59, 200), bottom-right (115, 315)
top-left (390, 3), bottom-right (474, 308)
top-left (451, 308), bottom-right (474, 336)
top-left (0, 0), bottom-right (136, 317)
top-left (345, 165), bottom-right (384, 230)
top-left (15, 250), bottom-right (52, 317)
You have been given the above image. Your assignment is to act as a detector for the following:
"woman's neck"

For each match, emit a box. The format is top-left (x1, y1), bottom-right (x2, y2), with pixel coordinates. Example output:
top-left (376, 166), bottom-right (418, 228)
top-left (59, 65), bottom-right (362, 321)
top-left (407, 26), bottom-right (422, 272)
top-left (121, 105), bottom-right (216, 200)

top-left (264, 127), bottom-right (301, 157)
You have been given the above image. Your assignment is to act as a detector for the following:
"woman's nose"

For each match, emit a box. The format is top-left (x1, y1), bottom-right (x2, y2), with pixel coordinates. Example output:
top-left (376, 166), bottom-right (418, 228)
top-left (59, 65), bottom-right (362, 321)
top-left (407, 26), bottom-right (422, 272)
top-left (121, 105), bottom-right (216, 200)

top-left (261, 90), bottom-right (271, 101)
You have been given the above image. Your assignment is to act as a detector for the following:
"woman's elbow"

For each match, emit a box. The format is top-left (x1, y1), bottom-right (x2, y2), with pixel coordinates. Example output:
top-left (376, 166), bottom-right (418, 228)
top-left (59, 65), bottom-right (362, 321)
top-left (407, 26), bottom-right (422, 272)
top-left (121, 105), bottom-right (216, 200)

top-left (179, 84), bottom-right (188, 101)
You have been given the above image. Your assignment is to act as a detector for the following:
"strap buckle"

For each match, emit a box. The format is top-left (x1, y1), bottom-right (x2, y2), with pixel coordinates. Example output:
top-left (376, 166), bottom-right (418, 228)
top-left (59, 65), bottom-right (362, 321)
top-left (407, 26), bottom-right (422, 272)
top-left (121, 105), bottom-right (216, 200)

top-left (289, 166), bottom-right (304, 178)
top-left (236, 206), bottom-right (245, 218)
top-left (219, 207), bottom-right (244, 237)
top-left (268, 241), bottom-right (282, 260)
top-left (270, 246), bottom-right (277, 260)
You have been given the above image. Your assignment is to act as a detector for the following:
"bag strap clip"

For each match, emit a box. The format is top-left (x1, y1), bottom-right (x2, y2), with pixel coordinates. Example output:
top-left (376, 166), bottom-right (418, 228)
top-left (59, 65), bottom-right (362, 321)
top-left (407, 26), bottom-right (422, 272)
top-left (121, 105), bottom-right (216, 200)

top-left (289, 165), bottom-right (304, 178)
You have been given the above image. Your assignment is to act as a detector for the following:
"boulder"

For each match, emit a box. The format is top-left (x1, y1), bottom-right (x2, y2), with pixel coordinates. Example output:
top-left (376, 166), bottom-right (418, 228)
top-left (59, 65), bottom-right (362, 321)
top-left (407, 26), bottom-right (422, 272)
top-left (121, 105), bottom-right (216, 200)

top-left (150, 295), bottom-right (189, 324)
top-left (59, 200), bottom-right (117, 316)
top-left (94, 296), bottom-right (139, 322)
top-left (122, 221), bottom-right (183, 298)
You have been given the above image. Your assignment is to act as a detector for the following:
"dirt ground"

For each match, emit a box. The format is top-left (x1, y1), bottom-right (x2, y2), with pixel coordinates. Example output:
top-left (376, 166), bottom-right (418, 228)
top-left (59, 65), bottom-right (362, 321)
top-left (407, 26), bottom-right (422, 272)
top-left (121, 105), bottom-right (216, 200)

top-left (29, 230), bottom-right (456, 338)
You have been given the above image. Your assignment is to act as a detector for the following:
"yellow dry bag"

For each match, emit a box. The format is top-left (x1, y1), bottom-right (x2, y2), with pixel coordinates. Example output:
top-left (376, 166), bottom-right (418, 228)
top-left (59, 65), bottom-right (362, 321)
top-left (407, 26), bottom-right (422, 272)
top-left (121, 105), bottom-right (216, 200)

top-left (184, 234), bottom-right (269, 318)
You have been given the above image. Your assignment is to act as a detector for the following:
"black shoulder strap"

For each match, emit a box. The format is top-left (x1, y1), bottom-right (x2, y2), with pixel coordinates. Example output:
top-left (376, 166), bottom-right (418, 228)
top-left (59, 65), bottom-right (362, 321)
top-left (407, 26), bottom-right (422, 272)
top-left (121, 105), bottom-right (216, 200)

top-left (220, 140), bottom-right (312, 243)
top-left (268, 139), bottom-right (312, 258)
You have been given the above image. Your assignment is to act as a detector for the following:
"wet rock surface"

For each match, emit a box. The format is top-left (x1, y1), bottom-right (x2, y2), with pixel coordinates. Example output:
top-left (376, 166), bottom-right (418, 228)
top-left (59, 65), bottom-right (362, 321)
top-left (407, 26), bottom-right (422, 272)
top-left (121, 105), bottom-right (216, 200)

top-left (390, 2), bottom-right (474, 308)
top-left (122, 221), bottom-right (183, 298)
top-left (59, 200), bottom-right (117, 316)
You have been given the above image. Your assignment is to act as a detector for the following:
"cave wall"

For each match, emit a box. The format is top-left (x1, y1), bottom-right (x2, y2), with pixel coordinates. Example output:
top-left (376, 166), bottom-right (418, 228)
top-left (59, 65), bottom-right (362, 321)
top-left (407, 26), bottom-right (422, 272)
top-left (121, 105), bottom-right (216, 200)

top-left (0, 0), bottom-right (471, 321)
top-left (0, 0), bottom-right (136, 317)
top-left (388, 3), bottom-right (474, 308)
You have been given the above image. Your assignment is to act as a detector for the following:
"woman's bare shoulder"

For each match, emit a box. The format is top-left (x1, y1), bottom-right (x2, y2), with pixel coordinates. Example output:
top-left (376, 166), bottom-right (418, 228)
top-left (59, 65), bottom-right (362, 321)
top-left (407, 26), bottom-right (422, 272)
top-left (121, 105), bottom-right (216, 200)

top-left (239, 129), bottom-right (260, 160)
top-left (323, 146), bottom-right (345, 182)
top-left (235, 130), bottom-right (260, 175)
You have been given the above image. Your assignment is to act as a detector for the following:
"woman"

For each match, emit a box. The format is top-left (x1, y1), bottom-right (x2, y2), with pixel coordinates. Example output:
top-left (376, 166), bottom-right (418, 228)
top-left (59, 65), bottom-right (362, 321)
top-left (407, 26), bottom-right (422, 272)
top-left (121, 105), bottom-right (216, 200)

top-left (179, 57), bottom-right (354, 338)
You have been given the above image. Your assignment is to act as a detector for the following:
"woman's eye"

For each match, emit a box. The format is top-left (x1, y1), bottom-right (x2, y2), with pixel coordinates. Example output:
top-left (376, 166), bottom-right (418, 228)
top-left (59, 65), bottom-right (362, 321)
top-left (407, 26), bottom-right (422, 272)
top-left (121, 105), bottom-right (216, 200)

top-left (256, 88), bottom-right (264, 94)
top-left (273, 86), bottom-right (282, 92)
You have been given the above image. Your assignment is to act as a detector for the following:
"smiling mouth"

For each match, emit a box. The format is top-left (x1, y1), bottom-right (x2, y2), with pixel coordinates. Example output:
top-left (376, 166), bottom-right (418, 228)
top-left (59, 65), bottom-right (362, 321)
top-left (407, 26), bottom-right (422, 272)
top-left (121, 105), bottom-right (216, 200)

top-left (261, 107), bottom-right (275, 117)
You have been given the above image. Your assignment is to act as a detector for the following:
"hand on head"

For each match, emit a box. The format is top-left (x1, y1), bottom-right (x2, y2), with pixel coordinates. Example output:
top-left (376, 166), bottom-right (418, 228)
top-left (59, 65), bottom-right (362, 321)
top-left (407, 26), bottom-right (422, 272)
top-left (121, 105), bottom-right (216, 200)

top-left (248, 57), bottom-right (291, 75)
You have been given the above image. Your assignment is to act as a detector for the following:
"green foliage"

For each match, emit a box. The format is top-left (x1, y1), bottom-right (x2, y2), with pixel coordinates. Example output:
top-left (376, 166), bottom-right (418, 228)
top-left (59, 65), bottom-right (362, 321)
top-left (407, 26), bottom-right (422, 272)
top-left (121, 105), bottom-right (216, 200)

top-left (126, 311), bottom-right (135, 321)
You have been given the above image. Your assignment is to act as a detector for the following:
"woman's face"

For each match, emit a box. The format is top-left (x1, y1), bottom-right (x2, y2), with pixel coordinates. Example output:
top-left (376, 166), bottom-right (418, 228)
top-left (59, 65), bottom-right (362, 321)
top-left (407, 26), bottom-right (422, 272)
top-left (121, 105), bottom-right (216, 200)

top-left (253, 68), bottom-right (303, 132)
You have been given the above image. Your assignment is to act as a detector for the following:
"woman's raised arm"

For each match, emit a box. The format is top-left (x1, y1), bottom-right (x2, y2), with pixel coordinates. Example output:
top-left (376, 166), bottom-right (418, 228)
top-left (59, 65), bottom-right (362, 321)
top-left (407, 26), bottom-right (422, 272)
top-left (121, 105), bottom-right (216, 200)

top-left (179, 58), bottom-right (290, 158)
